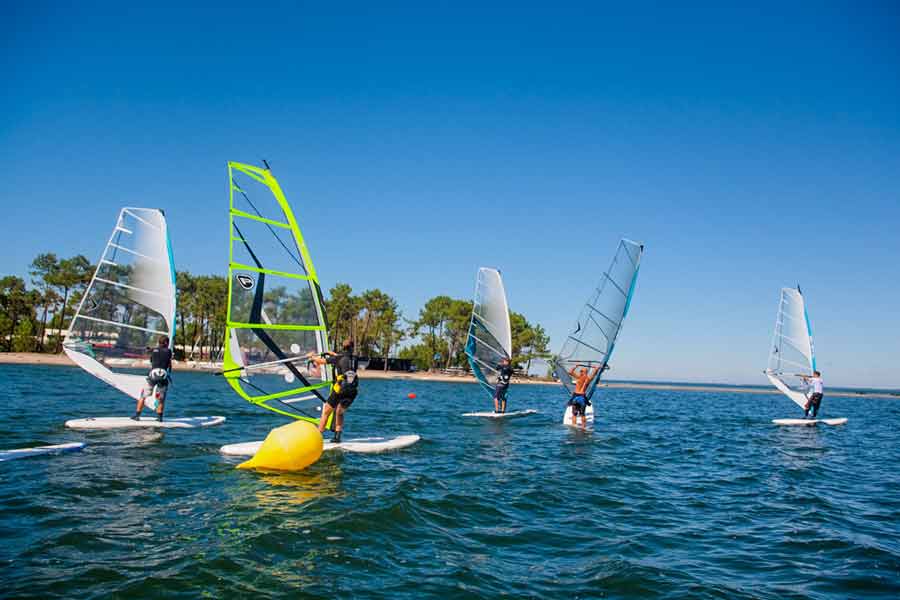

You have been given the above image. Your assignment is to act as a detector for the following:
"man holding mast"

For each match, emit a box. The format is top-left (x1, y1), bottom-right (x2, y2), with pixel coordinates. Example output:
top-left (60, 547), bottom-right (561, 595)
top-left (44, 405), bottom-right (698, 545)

top-left (567, 364), bottom-right (602, 427)
top-left (132, 335), bottom-right (172, 422)
top-left (307, 338), bottom-right (358, 443)
top-left (493, 357), bottom-right (514, 413)
top-left (801, 370), bottom-right (824, 418)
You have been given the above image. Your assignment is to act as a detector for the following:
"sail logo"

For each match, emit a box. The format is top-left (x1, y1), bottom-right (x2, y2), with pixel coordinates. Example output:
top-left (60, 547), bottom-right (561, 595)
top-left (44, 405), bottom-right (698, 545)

top-left (236, 274), bottom-right (255, 290)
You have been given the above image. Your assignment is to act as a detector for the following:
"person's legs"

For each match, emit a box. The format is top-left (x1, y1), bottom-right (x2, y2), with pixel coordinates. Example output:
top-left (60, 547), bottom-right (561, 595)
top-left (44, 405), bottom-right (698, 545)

top-left (133, 383), bottom-right (151, 420)
top-left (336, 405), bottom-right (346, 431)
top-left (499, 387), bottom-right (507, 413)
top-left (155, 385), bottom-right (167, 421)
top-left (319, 402), bottom-right (335, 433)
top-left (811, 394), bottom-right (822, 418)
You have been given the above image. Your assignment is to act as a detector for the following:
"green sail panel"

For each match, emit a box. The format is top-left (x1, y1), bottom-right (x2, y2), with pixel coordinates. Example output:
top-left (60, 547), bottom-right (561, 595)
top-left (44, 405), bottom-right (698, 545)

top-left (553, 239), bottom-right (643, 400)
top-left (223, 162), bottom-right (331, 422)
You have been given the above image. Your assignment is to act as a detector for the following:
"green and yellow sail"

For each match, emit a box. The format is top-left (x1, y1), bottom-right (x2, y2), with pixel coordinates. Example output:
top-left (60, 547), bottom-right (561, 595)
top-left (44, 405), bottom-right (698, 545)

top-left (223, 161), bottom-right (331, 422)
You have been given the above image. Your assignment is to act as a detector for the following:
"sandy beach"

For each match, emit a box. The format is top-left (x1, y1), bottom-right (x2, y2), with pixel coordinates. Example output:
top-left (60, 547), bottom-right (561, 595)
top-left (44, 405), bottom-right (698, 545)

top-left (1, 352), bottom-right (895, 399)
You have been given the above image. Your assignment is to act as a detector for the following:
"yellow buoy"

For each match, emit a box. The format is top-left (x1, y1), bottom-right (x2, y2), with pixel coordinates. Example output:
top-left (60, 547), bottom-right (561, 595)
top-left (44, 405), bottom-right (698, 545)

top-left (237, 420), bottom-right (323, 472)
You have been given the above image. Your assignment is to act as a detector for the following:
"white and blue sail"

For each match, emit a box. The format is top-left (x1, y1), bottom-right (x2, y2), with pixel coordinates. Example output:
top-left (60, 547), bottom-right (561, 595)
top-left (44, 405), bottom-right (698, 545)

top-left (64, 208), bottom-right (177, 403)
top-left (765, 286), bottom-right (816, 409)
top-left (464, 268), bottom-right (512, 399)
top-left (553, 239), bottom-right (643, 400)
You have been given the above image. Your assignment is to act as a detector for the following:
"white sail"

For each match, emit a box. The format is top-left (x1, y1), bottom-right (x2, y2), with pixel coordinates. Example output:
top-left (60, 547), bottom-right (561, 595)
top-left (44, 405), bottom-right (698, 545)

top-left (765, 287), bottom-right (816, 409)
top-left (465, 268), bottom-right (512, 398)
top-left (552, 239), bottom-right (643, 400)
top-left (64, 208), bottom-right (176, 402)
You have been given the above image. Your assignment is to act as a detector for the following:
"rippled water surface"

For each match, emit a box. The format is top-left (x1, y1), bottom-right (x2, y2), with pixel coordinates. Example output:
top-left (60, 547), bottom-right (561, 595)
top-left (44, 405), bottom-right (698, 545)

top-left (1, 364), bottom-right (898, 599)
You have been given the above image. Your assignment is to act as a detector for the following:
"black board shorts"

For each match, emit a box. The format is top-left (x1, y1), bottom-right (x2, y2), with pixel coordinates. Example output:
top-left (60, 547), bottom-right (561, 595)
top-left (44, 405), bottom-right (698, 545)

top-left (327, 388), bottom-right (357, 409)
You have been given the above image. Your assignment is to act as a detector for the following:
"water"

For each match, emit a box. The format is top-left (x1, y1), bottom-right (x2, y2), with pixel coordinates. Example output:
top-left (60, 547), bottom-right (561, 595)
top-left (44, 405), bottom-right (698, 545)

top-left (1, 364), bottom-right (898, 599)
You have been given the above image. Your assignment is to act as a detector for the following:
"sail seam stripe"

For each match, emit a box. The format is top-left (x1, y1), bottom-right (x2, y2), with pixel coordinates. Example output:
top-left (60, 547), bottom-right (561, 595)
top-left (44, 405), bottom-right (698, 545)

top-left (94, 277), bottom-right (167, 298)
top-left (95, 277), bottom-right (167, 297)
top-left (122, 209), bottom-right (162, 231)
top-left (227, 322), bottom-right (325, 331)
top-left (108, 243), bottom-right (163, 263)
top-left (567, 335), bottom-right (608, 356)
top-left (73, 314), bottom-right (167, 335)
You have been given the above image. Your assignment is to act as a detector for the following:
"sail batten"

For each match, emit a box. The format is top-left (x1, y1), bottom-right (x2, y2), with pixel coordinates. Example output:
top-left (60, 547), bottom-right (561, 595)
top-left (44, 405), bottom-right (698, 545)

top-left (223, 161), bottom-right (331, 423)
top-left (552, 239), bottom-right (643, 400)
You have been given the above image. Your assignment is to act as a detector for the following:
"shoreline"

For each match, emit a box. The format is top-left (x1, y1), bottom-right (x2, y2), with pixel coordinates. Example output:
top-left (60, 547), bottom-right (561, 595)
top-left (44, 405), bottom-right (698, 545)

top-left (0, 353), bottom-right (896, 399)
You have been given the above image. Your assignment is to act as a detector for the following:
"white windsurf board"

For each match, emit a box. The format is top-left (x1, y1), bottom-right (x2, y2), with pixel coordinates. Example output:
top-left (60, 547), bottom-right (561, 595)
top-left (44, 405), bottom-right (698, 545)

top-left (220, 434), bottom-right (421, 456)
top-left (66, 416), bottom-right (226, 430)
top-left (461, 409), bottom-right (537, 419)
top-left (0, 442), bottom-right (86, 462)
top-left (563, 404), bottom-right (595, 428)
top-left (772, 417), bottom-right (847, 426)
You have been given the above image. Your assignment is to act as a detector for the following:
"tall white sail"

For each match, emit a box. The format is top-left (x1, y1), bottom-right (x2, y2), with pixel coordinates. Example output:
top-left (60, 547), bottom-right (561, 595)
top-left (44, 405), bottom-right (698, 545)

top-left (765, 287), bottom-right (816, 408)
top-left (64, 208), bottom-right (176, 401)
top-left (465, 268), bottom-right (512, 398)
top-left (552, 239), bottom-right (643, 400)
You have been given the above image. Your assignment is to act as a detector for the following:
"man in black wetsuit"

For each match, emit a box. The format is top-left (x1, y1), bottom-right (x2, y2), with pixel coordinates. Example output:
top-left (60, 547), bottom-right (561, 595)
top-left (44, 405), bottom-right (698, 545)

top-left (493, 357), bottom-right (513, 413)
top-left (307, 339), bottom-right (358, 443)
top-left (133, 335), bottom-right (172, 422)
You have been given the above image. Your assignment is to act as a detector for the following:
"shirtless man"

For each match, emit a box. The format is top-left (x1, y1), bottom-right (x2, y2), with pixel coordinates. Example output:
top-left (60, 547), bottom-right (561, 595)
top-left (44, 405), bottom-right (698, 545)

top-left (567, 364), bottom-right (601, 427)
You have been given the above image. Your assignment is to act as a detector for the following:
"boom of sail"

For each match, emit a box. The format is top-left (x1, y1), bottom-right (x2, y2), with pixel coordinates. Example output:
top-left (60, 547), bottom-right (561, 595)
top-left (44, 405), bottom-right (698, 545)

top-left (464, 268), bottom-right (512, 399)
top-left (765, 286), bottom-right (816, 408)
top-left (552, 238), bottom-right (643, 400)
top-left (222, 162), bottom-right (331, 422)
top-left (64, 208), bottom-right (176, 401)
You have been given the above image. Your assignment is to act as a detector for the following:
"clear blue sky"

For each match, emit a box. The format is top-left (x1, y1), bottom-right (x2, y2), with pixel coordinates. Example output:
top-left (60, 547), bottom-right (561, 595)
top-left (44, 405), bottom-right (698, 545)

top-left (3, 2), bottom-right (899, 387)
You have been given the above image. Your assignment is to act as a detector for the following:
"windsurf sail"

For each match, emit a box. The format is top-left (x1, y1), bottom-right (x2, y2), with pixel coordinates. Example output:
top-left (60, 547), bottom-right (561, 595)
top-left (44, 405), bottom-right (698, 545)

top-left (64, 208), bottom-right (176, 401)
top-left (552, 238), bottom-right (643, 400)
top-left (464, 268), bottom-right (512, 399)
top-left (765, 286), bottom-right (816, 409)
top-left (222, 161), bottom-right (331, 423)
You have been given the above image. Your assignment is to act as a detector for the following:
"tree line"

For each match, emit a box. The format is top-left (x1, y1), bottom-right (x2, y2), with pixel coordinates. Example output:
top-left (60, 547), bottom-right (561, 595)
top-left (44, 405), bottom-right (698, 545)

top-left (1, 253), bottom-right (550, 372)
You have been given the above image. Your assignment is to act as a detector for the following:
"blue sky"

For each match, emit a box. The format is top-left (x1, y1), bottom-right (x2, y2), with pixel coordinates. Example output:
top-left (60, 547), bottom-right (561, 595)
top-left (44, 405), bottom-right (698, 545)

top-left (3, 2), bottom-right (899, 387)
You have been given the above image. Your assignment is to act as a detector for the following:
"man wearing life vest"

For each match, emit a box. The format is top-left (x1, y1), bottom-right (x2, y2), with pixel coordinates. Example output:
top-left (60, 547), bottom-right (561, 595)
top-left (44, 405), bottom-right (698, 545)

top-left (133, 336), bottom-right (172, 422)
top-left (307, 339), bottom-right (358, 443)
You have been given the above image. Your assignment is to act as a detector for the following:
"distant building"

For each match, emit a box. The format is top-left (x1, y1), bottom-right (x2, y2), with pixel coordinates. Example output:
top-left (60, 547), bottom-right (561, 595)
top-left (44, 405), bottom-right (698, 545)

top-left (361, 357), bottom-right (415, 372)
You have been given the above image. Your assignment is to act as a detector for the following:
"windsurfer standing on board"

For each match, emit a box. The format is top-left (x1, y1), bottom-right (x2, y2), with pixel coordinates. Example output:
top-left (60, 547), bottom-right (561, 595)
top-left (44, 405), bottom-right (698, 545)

top-left (132, 335), bottom-right (172, 422)
top-left (800, 370), bottom-right (824, 418)
top-left (493, 357), bottom-right (514, 413)
top-left (567, 364), bottom-right (602, 427)
top-left (307, 338), bottom-right (358, 443)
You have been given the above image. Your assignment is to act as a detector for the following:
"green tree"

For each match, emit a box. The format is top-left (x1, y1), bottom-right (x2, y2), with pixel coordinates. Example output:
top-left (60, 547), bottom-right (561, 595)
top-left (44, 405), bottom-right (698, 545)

top-left (0, 277), bottom-right (37, 351)
top-left (356, 289), bottom-right (396, 357)
top-left (12, 318), bottom-right (37, 352)
top-left (47, 255), bottom-right (92, 352)
top-left (175, 271), bottom-right (196, 357)
top-left (523, 323), bottom-right (550, 373)
top-left (29, 253), bottom-right (60, 352)
top-left (443, 299), bottom-right (473, 369)
top-left (325, 283), bottom-right (358, 349)
top-left (411, 295), bottom-right (453, 370)
top-left (371, 297), bottom-right (404, 369)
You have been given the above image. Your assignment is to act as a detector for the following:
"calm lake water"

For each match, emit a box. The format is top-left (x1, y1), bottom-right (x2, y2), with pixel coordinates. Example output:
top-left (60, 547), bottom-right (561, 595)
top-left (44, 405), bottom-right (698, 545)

top-left (0, 364), bottom-right (898, 599)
